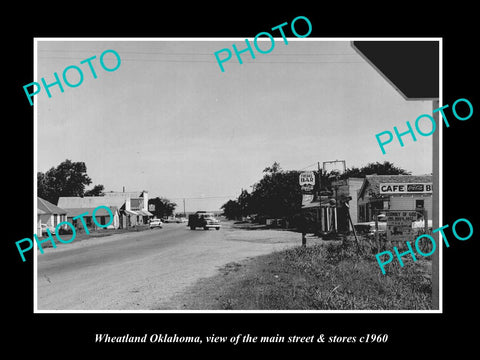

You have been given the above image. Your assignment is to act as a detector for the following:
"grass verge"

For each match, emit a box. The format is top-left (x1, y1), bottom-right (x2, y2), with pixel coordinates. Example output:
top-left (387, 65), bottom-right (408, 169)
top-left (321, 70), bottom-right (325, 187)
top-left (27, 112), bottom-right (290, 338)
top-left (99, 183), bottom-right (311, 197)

top-left (165, 240), bottom-right (432, 310)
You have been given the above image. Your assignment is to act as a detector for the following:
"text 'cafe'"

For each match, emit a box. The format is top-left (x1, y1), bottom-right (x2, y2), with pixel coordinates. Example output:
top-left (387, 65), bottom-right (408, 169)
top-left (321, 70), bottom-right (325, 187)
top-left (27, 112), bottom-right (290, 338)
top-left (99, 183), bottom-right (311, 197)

top-left (357, 174), bottom-right (433, 222)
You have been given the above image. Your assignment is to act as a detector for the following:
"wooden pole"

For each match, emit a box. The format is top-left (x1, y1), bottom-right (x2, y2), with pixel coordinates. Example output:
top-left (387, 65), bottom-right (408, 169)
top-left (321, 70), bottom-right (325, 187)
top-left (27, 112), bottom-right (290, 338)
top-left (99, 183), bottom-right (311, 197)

top-left (346, 203), bottom-right (360, 252)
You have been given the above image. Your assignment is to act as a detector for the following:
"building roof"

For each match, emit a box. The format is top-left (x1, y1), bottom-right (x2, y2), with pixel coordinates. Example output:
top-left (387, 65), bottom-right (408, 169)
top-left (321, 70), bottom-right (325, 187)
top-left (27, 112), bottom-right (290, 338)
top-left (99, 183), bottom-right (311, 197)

top-left (38, 197), bottom-right (67, 215)
top-left (103, 191), bottom-right (147, 199)
top-left (63, 206), bottom-right (118, 218)
top-left (358, 174), bottom-right (433, 199)
top-left (58, 196), bottom-right (126, 209)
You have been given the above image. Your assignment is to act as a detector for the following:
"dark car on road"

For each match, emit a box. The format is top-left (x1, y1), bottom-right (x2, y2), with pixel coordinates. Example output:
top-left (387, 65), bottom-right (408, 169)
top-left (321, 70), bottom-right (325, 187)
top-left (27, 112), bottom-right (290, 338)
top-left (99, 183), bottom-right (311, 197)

top-left (188, 211), bottom-right (221, 230)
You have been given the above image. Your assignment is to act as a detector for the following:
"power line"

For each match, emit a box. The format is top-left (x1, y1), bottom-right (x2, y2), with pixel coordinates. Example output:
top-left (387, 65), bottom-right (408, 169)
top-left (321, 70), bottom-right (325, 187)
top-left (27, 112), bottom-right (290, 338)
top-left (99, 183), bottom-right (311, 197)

top-left (37, 56), bottom-right (365, 64)
top-left (38, 49), bottom-right (360, 56)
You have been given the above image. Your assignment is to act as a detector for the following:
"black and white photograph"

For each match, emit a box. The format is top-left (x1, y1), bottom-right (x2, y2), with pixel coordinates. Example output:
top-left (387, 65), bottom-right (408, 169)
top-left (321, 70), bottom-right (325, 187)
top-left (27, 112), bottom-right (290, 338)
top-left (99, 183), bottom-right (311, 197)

top-left (7, 7), bottom-right (478, 354)
top-left (34, 38), bottom-right (439, 312)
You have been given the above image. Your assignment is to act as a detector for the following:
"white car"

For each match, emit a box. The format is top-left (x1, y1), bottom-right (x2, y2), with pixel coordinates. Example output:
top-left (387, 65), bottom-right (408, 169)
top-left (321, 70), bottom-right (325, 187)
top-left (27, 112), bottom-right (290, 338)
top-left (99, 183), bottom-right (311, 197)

top-left (40, 223), bottom-right (56, 236)
top-left (149, 219), bottom-right (163, 229)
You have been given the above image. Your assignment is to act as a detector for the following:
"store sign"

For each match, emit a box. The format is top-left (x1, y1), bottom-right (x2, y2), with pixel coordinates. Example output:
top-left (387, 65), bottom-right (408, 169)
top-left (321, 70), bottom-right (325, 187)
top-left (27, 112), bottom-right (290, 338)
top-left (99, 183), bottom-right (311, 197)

top-left (379, 183), bottom-right (432, 194)
top-left (386, 211), bottom-right (417, 242)
top-left (299, 171), bottom-right (315, 193)
top-left (301, 194), bottom-right (314, 207)
top-left (148, 204), bottom-right (155, 212)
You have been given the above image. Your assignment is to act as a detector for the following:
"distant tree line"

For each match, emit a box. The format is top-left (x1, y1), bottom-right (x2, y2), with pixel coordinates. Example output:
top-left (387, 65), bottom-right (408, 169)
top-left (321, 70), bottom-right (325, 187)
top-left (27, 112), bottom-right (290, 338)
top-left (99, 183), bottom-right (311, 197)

top-left (147, 197), bottom-right (177, 218)
top-left (38, 159), bottom-right (105, 205)
top-left (221, 161), bottom-right (411, 222)
top-left (38, 160), bottom-right (177, 220)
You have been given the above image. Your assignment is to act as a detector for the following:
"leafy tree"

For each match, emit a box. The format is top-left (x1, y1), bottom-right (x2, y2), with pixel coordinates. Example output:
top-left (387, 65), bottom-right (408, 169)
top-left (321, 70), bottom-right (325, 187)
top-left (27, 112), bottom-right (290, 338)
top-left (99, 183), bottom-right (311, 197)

top-left (225, 161), bottom-right (410, 224)
top-left (148, 197), bottom-right (177, 218)
top-left (248, 162), bottom-right (302, 219)
top-left (37, 159), bottom-right (102, 204)
top-left (221, 199), bottom-right (241, 220)
top-left (84, 184), bottom-right (105, 197)
top-left (263, 161), bottom-right (282, 174)
top-left (237, 189), bottom-right (251, 217)
top-left (338, 161), bottom-right (411, 179)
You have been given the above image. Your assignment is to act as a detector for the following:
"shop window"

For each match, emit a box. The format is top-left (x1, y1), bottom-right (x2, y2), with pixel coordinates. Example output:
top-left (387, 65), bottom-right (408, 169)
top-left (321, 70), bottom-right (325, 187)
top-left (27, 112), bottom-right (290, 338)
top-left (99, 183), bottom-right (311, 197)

top-left (416, 199), bottom-right (424, 209)
top-left (416, 199), bottom-right (425, 219)
top-left (359, 205), bottom-right (365, 222)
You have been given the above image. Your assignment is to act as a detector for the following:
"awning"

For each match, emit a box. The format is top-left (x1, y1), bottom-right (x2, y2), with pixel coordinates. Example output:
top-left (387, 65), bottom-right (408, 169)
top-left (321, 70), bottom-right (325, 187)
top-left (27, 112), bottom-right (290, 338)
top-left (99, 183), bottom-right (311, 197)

top-left (65, 207), bottom-right (116, 217)
top-left (301, 199), bottom-right (335, 209)
top-left (137, 209), bottom-right (153, 216)
top-left (124, 209), bottom-right (139, 216)
top-left (302, 201), bottom-right (321, 209)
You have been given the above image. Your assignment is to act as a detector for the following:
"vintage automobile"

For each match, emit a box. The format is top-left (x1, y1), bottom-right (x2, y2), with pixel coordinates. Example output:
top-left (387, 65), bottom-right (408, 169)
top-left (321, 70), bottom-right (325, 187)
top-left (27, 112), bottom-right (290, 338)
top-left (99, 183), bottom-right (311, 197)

top-left (354, 214), bottom-right (387, 235)
top-left (149, 218), bottom-right (163, 229)
top-left (188, 211), bottom-right (221, 230)
top-left (40, 223), bottom-right (56, 236)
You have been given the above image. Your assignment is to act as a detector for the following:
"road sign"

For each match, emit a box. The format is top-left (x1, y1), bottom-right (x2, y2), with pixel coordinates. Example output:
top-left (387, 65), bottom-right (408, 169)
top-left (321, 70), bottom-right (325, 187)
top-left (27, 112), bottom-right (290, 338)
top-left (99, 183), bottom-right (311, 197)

top-left (299, 171), bottom-right (315, 193)
top-left (299, 171), bottom-right (315, 186)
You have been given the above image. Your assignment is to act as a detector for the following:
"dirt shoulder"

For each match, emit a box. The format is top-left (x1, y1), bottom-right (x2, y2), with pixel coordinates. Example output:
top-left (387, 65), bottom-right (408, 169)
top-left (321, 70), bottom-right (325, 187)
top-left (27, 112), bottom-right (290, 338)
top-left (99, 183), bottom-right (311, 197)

top-left (159, 241), bottom-right (433, 311)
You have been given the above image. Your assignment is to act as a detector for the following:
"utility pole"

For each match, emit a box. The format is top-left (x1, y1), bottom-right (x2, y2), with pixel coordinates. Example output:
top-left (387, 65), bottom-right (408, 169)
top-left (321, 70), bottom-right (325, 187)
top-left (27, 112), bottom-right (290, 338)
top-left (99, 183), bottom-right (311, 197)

top-left (183, 198), bottom-right (186, 216)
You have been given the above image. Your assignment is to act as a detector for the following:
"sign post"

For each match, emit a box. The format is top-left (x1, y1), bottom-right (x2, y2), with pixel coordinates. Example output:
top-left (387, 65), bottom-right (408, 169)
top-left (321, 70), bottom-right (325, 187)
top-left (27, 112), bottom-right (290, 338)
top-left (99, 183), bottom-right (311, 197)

top-left (299, 171), bottom-right (316, 207)
top-left (299, 171), bottom-right (316, 246)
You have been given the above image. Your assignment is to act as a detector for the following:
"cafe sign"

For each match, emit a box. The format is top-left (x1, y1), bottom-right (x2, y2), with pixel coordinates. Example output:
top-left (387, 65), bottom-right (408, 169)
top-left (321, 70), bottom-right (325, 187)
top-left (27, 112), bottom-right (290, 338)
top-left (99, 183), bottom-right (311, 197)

top-left (379, 183), bottom-right (432, 194)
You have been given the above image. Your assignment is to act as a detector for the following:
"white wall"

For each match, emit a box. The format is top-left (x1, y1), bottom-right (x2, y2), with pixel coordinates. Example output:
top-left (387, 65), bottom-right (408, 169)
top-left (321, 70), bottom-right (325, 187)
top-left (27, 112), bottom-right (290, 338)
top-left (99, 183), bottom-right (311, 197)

top-left (390, 195), bottom-right (433, 218)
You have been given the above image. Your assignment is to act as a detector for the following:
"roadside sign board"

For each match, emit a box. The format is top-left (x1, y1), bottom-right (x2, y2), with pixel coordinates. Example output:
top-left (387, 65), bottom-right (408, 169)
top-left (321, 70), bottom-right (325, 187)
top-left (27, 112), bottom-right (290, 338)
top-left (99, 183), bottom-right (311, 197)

top-left (301, 194), bottom-right (314, 207)
top-left (380, 183), bottom-right (432, 194)
top-left (386, 210), bottom-right (417, 242)
top-left (299, 171), bottom-right (315, 194)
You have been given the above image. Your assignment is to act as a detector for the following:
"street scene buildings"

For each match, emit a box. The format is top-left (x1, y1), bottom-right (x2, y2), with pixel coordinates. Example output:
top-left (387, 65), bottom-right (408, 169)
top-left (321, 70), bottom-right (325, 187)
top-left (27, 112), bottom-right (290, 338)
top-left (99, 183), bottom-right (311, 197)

top-left (35, 39), bottom-right (438, 311)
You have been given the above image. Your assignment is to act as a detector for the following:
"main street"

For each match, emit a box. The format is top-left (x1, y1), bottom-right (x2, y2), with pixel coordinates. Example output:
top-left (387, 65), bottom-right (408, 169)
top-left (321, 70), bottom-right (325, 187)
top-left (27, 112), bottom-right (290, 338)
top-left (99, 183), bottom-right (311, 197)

top-left (37, 221), bottom-right (306, 310)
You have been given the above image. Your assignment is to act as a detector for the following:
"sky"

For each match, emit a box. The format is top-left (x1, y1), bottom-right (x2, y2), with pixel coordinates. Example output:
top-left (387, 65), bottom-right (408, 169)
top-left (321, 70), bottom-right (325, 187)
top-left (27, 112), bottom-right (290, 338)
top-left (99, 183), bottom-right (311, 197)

top-left (36, 39), bottom-right (435, 212)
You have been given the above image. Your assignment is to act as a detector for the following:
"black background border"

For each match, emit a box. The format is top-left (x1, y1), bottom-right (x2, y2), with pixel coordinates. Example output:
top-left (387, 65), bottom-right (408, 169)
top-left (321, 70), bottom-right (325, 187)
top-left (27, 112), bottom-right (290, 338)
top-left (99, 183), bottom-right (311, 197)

top-left (6, 5), bottom-right (477, 354)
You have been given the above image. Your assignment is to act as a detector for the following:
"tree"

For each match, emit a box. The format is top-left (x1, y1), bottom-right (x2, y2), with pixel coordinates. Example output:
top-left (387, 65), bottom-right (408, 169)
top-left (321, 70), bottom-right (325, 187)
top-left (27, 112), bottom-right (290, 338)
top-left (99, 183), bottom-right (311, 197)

top-left (37, 159), bottom-right (103, 204)
top-left (237, 189), bottom-right (251, 217)
top-left (84, 184), bottom-right (105, 197)
top-left (148, 197), bottom-right (177, 218)
top-left (221, 199), bottom-right (241, 220)
top-left (263, 161), bottom-right (282, 174)
top-left (338, 161), bottom-right (411, 179)
top-left (248, 162), bottom-right (302, 219)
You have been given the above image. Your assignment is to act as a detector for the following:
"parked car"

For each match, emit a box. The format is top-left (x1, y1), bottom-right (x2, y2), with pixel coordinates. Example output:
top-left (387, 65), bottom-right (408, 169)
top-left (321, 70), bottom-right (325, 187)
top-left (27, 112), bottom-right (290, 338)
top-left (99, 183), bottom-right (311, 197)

top-left (412, 219), bottom-right (433, 230)
top-left (354, 215), bottom-right (387, 235)
top-left (149, 218), bottom-right (163, 229)
top-left (176, 217), bottom-right (188, 223)
top-left (163, 217), bottom-right (177, 223)
top-left (40, 223), bottom-right (56, 236)
top-left (188, 211), bottom-right (221, 230)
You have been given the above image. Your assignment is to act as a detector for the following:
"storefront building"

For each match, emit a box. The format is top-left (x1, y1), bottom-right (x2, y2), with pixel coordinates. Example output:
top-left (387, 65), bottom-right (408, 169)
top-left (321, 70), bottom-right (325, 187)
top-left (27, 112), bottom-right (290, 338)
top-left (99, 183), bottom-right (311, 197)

top-left (357, 174), bottom-right (433, 222)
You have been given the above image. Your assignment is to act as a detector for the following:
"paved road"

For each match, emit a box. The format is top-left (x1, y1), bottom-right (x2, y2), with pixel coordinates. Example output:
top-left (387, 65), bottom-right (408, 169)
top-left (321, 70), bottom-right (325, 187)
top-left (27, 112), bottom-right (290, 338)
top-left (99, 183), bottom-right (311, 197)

top-left (37, 221), bottom-right (306, 310)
